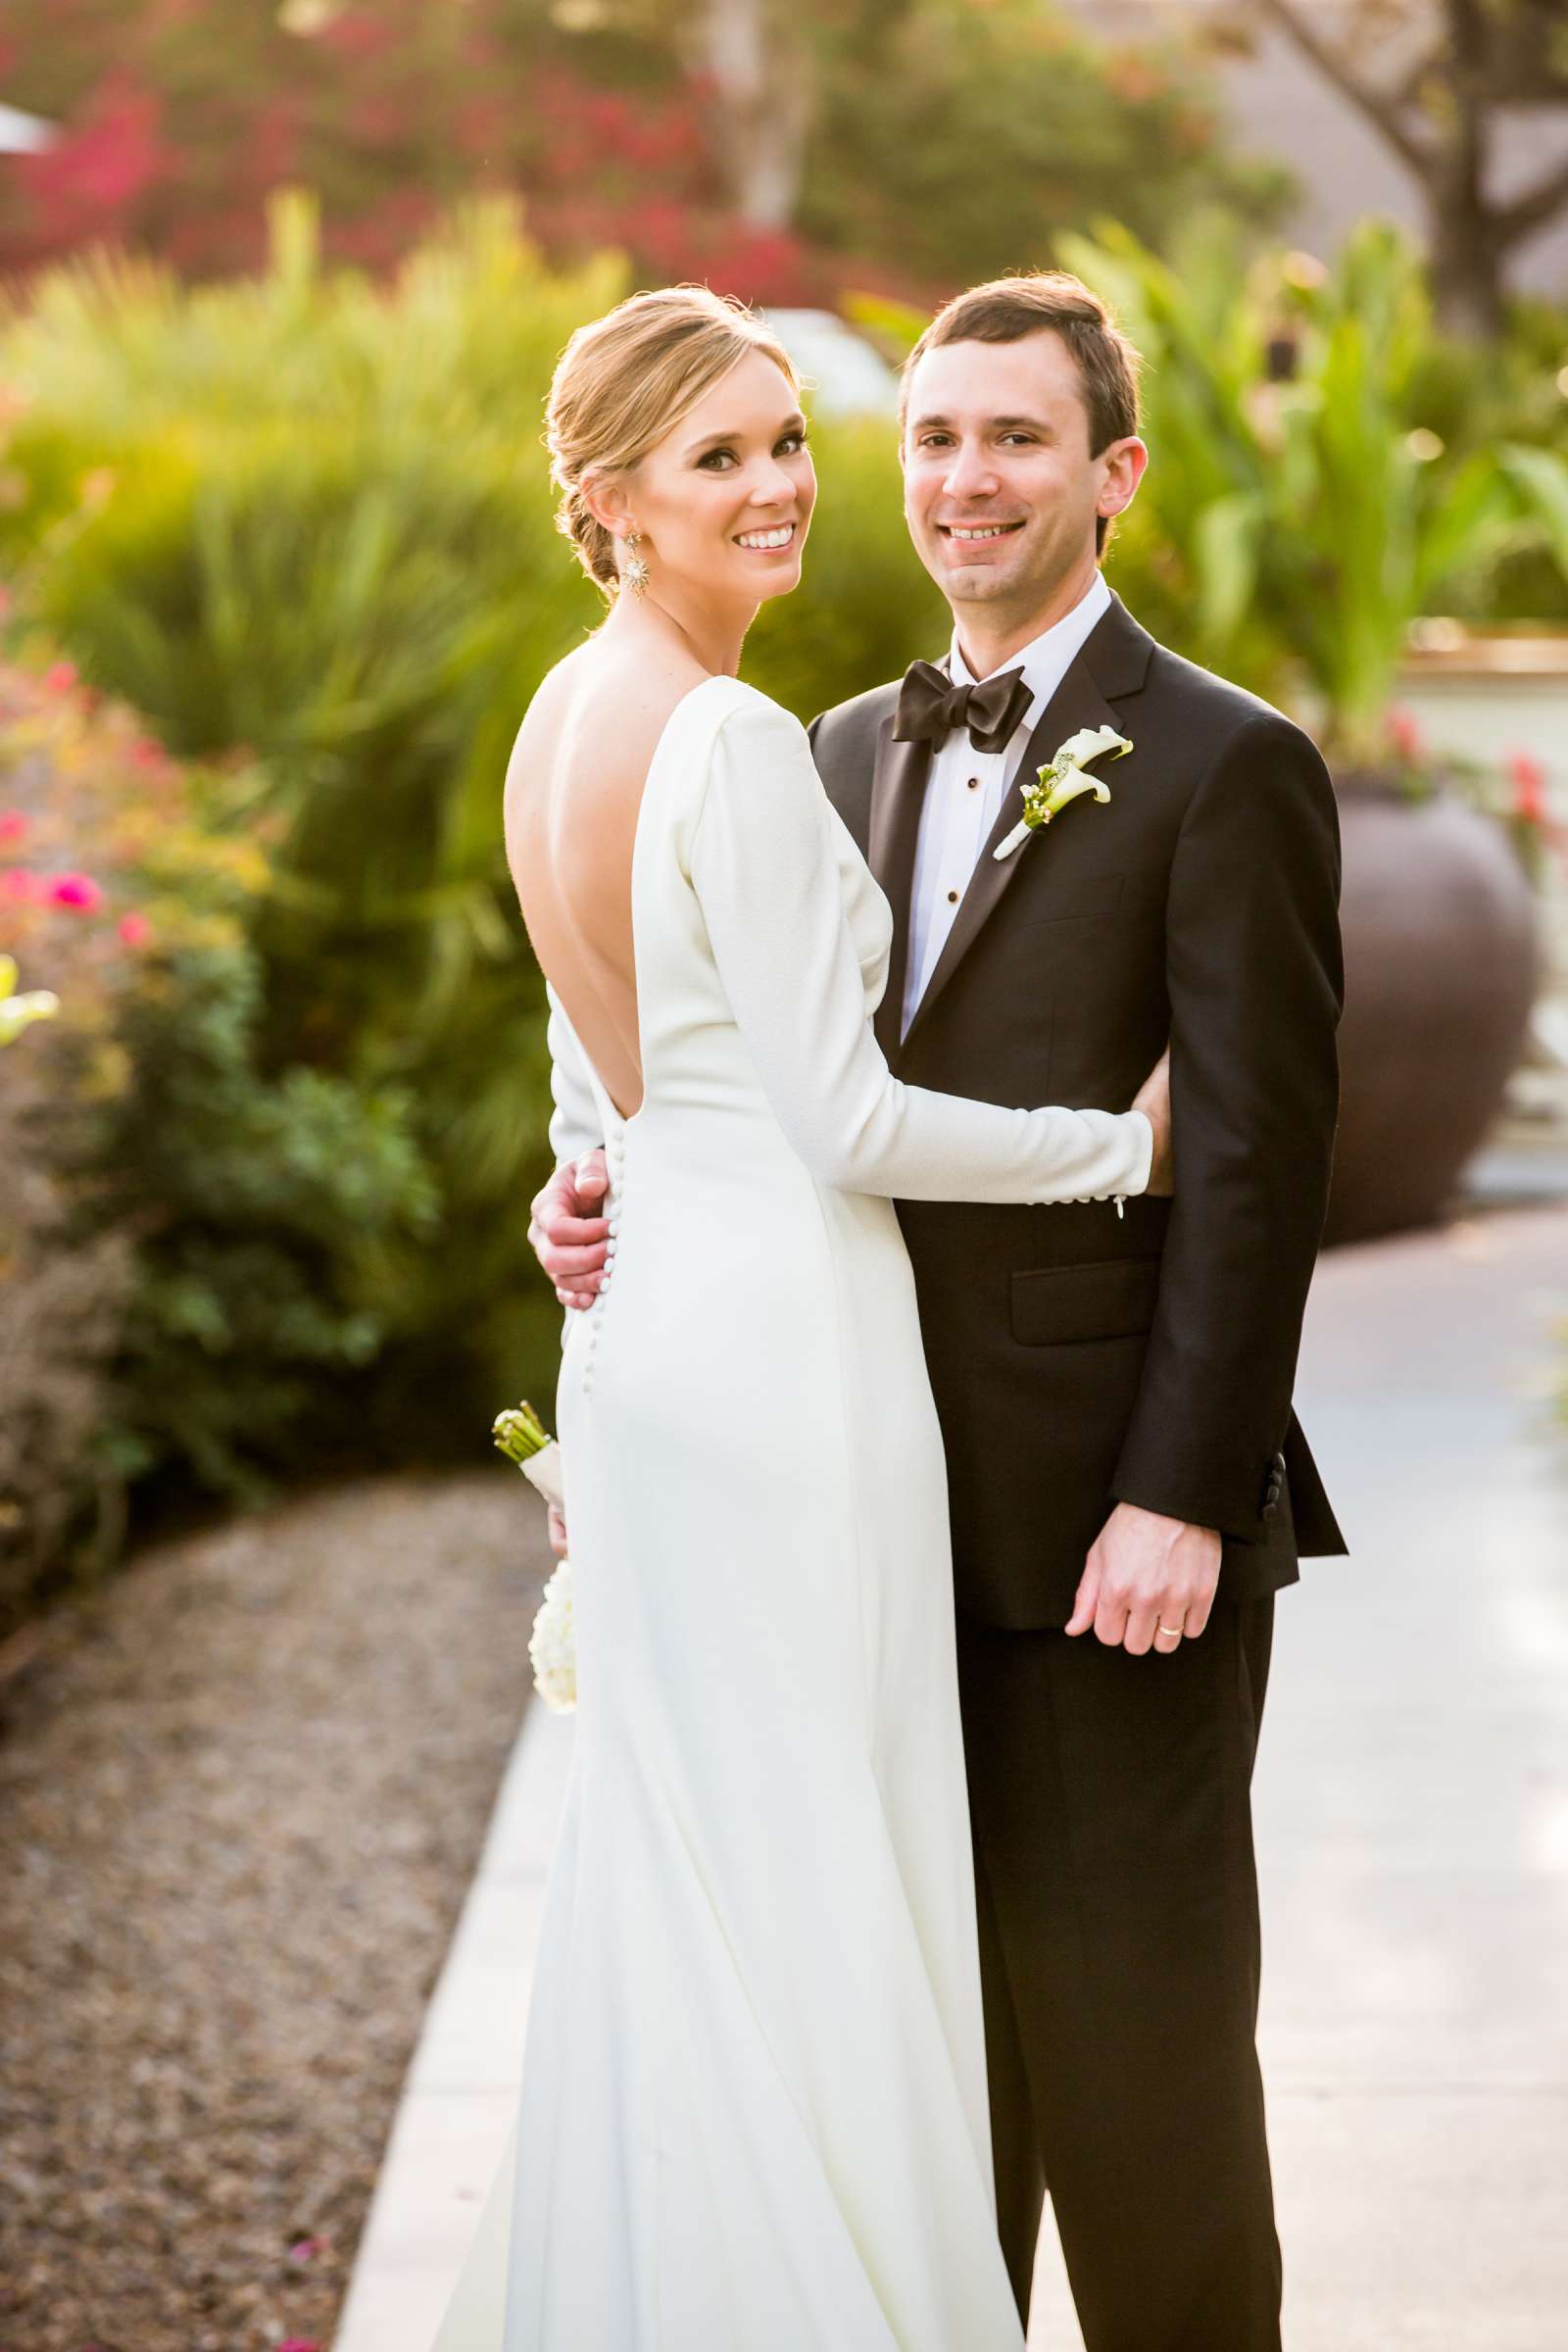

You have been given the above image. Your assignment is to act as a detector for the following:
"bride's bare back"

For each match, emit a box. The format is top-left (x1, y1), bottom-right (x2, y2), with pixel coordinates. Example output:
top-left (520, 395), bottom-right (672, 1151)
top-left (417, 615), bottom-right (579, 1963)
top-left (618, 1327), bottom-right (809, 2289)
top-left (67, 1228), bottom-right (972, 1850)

top-left (504, 640), bottom-right (711, 1122)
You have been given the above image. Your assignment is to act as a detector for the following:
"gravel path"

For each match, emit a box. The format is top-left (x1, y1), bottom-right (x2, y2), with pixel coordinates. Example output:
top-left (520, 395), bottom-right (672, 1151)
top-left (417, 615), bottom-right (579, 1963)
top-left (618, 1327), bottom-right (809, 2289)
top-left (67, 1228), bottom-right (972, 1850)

top-left (0, 1472), bottom-right (547, 2352)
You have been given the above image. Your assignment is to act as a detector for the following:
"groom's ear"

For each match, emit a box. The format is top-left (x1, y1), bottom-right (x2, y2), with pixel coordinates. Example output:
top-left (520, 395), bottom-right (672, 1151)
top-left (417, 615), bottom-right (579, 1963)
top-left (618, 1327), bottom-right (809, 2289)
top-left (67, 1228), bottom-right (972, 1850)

top-left (1098, 434), bottom-right (1149, 525)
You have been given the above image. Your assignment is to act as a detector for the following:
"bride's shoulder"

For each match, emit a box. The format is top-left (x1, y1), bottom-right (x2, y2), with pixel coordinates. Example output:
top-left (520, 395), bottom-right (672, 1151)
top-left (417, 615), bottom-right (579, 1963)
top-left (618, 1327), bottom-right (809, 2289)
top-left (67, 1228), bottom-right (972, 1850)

top-left (512, 646), bottom-right (715, 786)
top-left (701, 677), bottom-right (813, 766)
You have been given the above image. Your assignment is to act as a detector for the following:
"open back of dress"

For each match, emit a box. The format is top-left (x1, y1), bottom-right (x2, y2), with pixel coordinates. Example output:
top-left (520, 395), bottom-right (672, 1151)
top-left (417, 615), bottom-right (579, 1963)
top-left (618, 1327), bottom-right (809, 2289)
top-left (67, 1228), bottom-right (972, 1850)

top-left (503, 668), bottom-right (658, 1127)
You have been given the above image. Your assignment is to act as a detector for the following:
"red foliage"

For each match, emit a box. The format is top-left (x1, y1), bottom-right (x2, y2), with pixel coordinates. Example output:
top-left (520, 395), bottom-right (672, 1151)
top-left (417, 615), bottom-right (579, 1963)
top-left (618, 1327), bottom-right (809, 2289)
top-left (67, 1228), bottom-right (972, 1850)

top-left (318, 11), bottom-right (398, 63)
top-left (0, 0), bottom-right (847, 302)
top-left (1387, 707), bottom-right (1424, 763)
top-left (15, 76), bottom-right (171, 260)
top-left (246, 94), bottom-right (306, 188)
top-left (1508, 748), bottom-right (1548, 826)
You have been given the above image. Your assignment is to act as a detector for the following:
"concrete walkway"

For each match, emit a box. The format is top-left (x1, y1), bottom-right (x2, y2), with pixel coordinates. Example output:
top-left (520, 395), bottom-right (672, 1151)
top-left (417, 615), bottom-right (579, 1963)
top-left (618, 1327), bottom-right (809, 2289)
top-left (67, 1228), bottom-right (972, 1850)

top-left (336, 1205), bottom-right (1568, 2351)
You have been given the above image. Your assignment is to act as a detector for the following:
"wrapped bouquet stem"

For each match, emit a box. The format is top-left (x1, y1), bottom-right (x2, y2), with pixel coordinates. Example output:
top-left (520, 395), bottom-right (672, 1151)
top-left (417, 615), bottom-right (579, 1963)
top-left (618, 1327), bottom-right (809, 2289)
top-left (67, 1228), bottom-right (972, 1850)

top-left (493, 1401), bottom-right (575, 1712)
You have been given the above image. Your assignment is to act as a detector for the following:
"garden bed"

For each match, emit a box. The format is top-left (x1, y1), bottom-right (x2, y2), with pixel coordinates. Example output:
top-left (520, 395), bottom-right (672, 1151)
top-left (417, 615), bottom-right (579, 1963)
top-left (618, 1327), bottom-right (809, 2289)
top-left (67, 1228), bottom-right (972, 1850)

top-left (0, 1471), bottom-right (544, 2352)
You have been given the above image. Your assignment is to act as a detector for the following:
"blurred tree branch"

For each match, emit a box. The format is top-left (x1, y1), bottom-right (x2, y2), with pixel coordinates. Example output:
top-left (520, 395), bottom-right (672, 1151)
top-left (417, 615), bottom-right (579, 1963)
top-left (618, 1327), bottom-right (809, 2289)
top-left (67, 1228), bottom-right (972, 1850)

top-left (1233, 0), bottom-right (1568, 337)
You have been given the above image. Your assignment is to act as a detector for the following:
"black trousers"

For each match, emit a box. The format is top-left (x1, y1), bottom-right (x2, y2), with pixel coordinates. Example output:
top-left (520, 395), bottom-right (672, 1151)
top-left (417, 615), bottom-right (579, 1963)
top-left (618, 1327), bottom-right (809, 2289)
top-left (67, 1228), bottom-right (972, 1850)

top-left (956, 1598), bottom-right (1281, 2352)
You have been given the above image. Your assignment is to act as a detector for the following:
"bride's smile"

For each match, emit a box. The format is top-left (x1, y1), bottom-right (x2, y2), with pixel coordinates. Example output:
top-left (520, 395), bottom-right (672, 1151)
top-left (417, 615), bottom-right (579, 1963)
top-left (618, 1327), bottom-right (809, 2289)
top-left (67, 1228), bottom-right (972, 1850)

top-left (594, 345), bottom-right (817, 622)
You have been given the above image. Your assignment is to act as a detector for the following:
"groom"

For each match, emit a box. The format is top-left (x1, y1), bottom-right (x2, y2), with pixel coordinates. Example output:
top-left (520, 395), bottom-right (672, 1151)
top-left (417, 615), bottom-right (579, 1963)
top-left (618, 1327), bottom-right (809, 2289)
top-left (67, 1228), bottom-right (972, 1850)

top-left (529, 272), bottom-right (1346, 2350)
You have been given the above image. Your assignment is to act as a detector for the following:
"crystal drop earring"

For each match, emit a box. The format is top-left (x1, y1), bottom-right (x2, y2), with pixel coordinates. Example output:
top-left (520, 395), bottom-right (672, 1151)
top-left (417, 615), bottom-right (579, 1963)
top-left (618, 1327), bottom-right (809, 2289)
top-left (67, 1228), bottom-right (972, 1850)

top-left (620, 529), bottom-right (650, 598)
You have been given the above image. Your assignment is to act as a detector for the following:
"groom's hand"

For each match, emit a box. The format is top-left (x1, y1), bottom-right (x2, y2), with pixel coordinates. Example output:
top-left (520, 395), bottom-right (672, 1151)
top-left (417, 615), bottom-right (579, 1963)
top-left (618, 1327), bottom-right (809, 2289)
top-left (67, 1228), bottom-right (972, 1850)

top-left (529, 1149), bottom-right (611, 1311)
top-left (1066, 1503), bottom-right (1221, 1652)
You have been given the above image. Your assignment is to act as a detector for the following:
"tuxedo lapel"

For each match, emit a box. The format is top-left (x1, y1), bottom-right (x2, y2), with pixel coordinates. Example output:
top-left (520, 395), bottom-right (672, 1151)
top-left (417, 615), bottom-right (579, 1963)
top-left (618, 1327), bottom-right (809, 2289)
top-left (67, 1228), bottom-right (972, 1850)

top-left (867, 713), bottom-right (931, 1058)
top-left (902, 594), bottom-right (1153, 1050)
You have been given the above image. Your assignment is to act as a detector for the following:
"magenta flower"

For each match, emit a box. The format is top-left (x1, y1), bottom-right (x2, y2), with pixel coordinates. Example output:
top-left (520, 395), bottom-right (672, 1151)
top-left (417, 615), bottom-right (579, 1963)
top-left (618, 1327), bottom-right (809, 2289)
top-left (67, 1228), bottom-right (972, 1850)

top-left (43, 661), bottom-right (78, 695)
top-left (274, 2339), bottom-right (321, 2351)
top-left (1508, 749), bottom-right (1548, 826)
top-left (0, 809), bottom-right (25, 845)
top-left (1387, 707), bottom-right (1423, 763)
top-left (287, 2233), bottom-right (329, 2262)
top-left (0, 865), bottom-right (40, 902)
top-left (46, 871), bottom-right (104, 911)
top-left (117, 910), bottom-right (152, 948)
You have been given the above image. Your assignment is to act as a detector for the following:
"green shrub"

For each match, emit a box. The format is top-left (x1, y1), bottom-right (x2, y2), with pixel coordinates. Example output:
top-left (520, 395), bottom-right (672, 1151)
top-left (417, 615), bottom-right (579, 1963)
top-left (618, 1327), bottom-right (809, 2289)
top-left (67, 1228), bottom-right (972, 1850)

top-left (96, 934), bottom-right (439, 1503)
top-left (0, 657), bottom-right (439, 1617)
top-left (1060, 218), bottom-right (1568, 760)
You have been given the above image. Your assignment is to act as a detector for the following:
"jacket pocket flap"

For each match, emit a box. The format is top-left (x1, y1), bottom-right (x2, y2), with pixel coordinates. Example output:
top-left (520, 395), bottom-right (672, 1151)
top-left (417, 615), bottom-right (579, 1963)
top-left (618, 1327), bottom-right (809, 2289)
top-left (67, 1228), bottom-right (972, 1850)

top-left (1010, 1256), bottom-right (1161, 1347)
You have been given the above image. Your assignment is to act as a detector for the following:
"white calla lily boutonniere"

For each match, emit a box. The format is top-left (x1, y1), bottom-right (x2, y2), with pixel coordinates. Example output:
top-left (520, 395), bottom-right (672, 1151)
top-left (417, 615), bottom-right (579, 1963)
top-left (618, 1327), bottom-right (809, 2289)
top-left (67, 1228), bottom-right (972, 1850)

top-left (993, 723), bottom-right (1133, 860)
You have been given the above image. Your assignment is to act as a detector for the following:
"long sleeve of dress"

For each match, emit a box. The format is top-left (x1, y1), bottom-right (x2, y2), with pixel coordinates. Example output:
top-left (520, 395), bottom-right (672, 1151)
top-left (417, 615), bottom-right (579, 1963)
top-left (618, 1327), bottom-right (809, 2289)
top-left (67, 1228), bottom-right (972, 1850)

top-left (546, 982), bottom-right (605, 1169)
top-left (688, 692), bottom-right (1152, 1205)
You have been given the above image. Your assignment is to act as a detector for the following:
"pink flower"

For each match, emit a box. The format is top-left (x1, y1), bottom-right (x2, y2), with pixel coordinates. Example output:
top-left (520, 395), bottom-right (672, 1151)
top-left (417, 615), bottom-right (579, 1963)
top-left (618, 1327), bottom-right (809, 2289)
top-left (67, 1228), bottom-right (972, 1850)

top-left (1508, 749), bottom-right (1548, 827)
top-left (130, 735), bottom-right (168, 769)
top-left (286, 2233), bottom-right (329, 2263)
top-left (1387, 707), bottom-right (1423, 762)
top-left (117, 910), bottom-right (152, 948)
top-left (0, 808), bottom-right (26, 845)
top-left (0, 864), bottom-right (40, 901)
top-left (43, 661), bottom-right (78, 696)
top-left (274, 2340), bottom-right (321, 2351)
top-left (46, 870), bottom-right (104, 911)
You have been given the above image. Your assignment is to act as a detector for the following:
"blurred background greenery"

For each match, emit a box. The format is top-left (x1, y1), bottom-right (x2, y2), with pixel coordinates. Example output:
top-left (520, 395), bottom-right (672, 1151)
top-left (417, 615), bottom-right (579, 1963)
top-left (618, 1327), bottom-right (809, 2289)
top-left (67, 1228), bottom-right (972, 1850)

top-left (2, 0), bottom-right (1567, 1625)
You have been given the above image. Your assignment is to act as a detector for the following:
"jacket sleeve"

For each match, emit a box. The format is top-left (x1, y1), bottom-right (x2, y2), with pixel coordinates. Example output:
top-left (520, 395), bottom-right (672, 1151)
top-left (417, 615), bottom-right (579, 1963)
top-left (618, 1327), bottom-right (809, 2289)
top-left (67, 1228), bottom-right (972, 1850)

top-left (1110, 712), bottom-right (1343, 1540)
top-left (689, 694), bottom-right (1153, 1205)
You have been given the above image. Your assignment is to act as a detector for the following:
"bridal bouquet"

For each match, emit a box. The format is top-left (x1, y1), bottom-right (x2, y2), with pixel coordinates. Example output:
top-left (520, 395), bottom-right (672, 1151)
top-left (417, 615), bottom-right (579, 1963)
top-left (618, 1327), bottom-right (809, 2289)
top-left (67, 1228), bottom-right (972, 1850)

top-left (493, 1400), bottom-right (576, 1713)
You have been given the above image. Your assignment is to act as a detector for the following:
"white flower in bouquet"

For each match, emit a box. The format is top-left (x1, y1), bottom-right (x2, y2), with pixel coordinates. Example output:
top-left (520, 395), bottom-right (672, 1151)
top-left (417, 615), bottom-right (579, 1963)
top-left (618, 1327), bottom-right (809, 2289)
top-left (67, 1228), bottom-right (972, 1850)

top-left (526, 1561), bottom-right (577, 1714)
top-left (494, 1400), bottom-right (575, 1712)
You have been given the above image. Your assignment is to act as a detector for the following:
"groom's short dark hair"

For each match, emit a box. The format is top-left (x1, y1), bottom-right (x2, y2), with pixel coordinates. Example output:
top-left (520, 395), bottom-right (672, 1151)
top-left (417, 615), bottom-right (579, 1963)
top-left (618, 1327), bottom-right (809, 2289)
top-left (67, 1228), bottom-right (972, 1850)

top-left (901, 270), bottom-right (1142, 455)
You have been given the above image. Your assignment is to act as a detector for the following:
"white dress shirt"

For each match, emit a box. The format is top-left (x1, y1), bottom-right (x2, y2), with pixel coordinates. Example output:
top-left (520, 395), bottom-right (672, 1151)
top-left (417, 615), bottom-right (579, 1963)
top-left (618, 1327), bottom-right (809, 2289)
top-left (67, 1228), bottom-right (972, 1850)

top-left (901, 568), bottom-right (1112, 1038)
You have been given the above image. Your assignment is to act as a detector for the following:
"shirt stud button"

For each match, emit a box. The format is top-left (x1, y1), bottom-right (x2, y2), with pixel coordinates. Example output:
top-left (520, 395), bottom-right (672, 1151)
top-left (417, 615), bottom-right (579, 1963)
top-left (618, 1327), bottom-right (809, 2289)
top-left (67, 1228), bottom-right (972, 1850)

top-left (947, 889), bottom-right (959, 905)
top-left (967, 776), bottom-right (980, 791)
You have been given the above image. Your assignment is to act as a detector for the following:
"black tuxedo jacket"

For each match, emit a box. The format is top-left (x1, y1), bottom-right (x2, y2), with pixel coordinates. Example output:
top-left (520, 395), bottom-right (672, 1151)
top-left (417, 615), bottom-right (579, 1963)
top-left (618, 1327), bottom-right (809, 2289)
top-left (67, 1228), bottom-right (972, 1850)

top-left (809, 589), bottom-right (1348, 1628)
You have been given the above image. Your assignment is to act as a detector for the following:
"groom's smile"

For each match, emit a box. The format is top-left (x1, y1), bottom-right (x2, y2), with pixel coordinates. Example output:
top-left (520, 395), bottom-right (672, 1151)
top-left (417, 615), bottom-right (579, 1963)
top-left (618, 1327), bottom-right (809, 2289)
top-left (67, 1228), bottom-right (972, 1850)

top-left (900, 331), bottom-right (1147, 664)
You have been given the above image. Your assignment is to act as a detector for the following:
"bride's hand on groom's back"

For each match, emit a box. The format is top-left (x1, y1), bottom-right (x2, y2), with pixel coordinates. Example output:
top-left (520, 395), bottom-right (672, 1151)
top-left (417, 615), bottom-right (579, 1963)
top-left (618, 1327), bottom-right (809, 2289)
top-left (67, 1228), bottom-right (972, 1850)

top-left (530, 1148), bottom-right (612, 1311)
top-left (1132, 1048), bottom-right (1172, 1196)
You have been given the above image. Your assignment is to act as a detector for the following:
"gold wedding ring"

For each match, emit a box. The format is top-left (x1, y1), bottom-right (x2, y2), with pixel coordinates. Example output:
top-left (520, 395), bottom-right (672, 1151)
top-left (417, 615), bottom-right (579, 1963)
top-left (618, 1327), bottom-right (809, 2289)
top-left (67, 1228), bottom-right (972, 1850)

top-left (1154, 1622), bottom-right (1184, 1642)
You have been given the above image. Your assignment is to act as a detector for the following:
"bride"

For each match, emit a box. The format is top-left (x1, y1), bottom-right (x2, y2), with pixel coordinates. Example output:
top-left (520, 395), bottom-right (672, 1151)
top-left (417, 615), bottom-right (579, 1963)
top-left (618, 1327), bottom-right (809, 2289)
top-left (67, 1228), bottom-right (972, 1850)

top-left (432, 286), bottom-right (1169, 2351)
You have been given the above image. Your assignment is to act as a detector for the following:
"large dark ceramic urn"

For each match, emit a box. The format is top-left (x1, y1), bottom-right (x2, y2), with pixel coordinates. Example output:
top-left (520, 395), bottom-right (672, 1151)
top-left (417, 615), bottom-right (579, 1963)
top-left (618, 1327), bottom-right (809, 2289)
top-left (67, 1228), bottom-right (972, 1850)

top-left (1324, 786), bottom-right (1541, 1247)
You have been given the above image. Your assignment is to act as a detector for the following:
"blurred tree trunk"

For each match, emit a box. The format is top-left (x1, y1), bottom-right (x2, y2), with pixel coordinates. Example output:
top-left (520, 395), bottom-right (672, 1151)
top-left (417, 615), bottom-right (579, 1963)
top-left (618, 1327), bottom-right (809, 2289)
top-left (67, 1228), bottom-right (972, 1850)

top-left (1247, 0), bottom-right (1568, 338)
top-left (688, 0), bottom-right (811, 231)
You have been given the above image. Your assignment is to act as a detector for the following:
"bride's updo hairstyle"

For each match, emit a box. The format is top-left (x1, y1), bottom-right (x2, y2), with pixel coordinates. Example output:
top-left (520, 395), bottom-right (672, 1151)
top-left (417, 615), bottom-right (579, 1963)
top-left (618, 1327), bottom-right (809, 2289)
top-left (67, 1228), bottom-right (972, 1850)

top-left (547, 285), bottom-right (800, 598)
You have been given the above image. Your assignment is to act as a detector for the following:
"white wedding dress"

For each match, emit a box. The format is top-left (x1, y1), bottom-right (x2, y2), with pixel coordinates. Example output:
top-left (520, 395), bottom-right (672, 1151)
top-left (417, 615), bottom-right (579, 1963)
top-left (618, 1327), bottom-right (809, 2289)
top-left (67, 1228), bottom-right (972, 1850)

top-left (431, 675), bottom-right (1151, 2351)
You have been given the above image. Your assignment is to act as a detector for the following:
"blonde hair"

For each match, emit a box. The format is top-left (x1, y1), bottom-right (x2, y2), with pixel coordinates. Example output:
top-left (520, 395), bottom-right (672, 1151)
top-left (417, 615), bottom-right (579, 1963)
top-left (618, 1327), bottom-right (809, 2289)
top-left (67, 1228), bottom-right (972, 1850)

top-left (546, 285), bottom-right (801, 597)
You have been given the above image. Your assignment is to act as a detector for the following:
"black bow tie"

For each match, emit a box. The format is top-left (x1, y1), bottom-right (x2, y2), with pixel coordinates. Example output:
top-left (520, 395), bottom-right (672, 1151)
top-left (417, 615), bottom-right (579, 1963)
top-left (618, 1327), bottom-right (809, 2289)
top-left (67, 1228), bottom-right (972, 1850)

top-left (893, 661), bottom-right (1032, 756)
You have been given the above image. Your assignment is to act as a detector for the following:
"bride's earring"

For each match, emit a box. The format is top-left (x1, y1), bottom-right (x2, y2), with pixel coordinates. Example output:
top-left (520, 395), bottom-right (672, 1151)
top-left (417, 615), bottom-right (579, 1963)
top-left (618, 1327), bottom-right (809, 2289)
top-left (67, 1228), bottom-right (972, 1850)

top-left (620, 530), bottom-right (650, 598)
